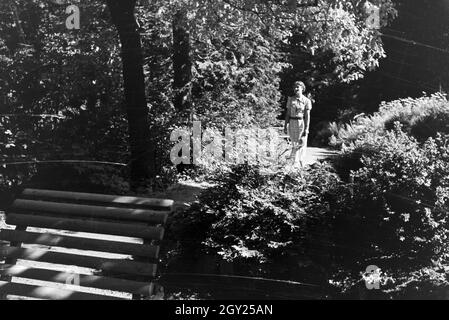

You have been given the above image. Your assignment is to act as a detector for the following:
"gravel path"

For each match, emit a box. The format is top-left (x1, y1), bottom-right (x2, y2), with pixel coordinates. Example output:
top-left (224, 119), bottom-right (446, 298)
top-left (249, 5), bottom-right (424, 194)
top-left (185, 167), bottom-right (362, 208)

top-left (303, 147), bottom-right (339, 166)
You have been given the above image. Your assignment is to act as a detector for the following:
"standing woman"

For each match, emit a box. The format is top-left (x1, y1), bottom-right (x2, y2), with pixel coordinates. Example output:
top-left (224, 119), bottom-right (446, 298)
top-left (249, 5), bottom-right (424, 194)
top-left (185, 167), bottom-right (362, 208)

top-left (284, 81), bottom-right (312, 167)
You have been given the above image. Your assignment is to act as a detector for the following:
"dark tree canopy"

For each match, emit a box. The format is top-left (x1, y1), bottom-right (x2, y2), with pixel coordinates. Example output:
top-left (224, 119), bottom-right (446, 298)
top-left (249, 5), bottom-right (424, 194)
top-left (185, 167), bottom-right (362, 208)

top-left (0, 0), bottom-right (397, 188)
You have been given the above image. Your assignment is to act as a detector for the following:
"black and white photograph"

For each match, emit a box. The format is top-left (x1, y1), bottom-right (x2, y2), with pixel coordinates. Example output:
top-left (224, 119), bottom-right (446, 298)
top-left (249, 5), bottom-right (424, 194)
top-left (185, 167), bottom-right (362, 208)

top-left (0, 0), bottom-right (448, 307)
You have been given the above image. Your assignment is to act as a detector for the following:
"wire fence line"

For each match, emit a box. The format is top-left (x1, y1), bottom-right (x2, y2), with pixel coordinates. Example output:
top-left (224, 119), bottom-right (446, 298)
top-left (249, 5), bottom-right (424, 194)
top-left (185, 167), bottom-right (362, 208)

top-left (0, 160), bottom-right (128, 168)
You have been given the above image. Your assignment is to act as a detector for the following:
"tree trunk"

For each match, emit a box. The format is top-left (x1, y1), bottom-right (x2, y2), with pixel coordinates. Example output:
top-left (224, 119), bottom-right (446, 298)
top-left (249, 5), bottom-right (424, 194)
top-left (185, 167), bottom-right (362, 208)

top-left (173, 10), bottom-right (192, 120)
top-left (106, 0), bottom-right (155, 189)
top-left (9, 0), bottom-right (25, 44)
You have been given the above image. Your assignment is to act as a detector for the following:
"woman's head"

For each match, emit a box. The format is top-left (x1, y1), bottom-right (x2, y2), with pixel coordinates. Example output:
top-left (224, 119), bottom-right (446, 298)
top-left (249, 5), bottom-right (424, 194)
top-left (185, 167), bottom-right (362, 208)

top-left (294, 81), bottom-right (306, 96)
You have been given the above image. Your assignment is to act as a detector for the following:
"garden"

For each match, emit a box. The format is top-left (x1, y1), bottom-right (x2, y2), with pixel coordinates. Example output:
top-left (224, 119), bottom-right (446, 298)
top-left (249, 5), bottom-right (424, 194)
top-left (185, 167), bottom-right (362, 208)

top-left (1, 0), bottom-right (449, 300)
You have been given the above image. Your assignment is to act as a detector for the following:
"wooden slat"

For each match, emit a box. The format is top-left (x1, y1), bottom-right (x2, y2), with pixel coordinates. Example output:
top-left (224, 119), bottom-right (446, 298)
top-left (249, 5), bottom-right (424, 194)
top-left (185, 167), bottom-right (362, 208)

top-left (0, 281), bottom-right (126, 300)
top-left (0, 230), bottom-right (159, 258)
top-left (11, 199), bottom-right (168, 225)
top-left (1, 189), bottom-right (168, 300)
top-left (21, 189), bottom-right (174, 211)
top-left (0, 265), bottom-right (153, 296)
top-left (0, 246), bottom-right (157, 277)
top-left (6, 213), bottom-right (164, 240)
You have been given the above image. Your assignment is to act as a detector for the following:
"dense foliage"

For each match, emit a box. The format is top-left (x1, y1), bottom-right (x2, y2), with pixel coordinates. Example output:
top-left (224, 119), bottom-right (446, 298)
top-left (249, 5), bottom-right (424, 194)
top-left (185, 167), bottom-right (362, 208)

top-left (0, 0), bottom-right (397, 195)
top-left (0, 1), bottom-right (131, 199)
top-left (321, 93), bottom-right (449, 149)
top-left (169, 163), bottom-right (347, 283)
top-left (329, 124), bottom-right (449, 298)
top-left (169, 93), bottom-right (449, 298)
top-left (2, 0), bottom-right (449, 300)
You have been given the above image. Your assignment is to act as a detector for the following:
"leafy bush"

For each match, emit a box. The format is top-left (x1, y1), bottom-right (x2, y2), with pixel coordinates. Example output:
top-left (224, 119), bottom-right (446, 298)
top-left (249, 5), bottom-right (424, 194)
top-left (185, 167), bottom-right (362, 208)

top-left (169, 122), bottom-right (449, 298)
top-left (169, 163), bottom-right (348, 282)
top-left (329, 125), bottom-right (449, 298)
top-left (169, 125), bottom-right (293, 185)
top-left (326, 93), bottom-right (449, 149)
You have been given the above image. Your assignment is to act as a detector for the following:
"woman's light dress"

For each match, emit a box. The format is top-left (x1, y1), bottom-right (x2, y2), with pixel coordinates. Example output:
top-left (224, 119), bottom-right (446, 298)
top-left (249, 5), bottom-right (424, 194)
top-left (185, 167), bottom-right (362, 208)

top-left (287, 95), bottom-right (312, 144)
top-left (286, 95), bottom-right (312, 167)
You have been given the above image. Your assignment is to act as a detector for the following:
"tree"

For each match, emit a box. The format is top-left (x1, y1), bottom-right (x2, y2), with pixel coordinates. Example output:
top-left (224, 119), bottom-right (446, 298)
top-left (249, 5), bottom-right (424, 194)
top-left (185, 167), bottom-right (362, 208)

top-left (0, 0), bottom-right (398, 190)
top-left (106, 0), bottom-right (155, 189)
top-left (155, 0), bottom-right (396, 129)
top-left (0, 0), bottom-right (132, 192)
top-left (173, 9), bottom-right (192, 120)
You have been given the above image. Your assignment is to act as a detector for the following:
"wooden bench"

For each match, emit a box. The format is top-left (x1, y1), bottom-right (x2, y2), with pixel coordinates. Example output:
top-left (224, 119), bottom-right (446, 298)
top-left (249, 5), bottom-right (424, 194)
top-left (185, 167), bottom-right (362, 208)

top-left (0, 188), bottom-right (173, 300)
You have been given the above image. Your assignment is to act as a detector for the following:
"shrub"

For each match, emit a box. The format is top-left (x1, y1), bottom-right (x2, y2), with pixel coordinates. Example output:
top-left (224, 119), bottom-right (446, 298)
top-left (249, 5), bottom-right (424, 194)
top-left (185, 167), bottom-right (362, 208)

top-left (171, 125), bottom-right (292, 183)
top-left (169, 163), bottom-right (348, 282)
top-left (327, 93), bottom-right (449, 149)
top-left (169, 119), bottom-right (449, 298)
top-left (329, 126), bottom-right (449, 297)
